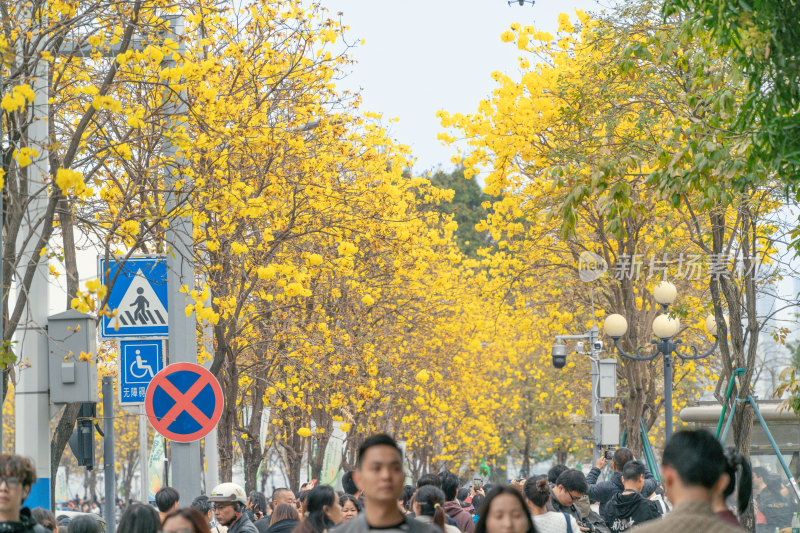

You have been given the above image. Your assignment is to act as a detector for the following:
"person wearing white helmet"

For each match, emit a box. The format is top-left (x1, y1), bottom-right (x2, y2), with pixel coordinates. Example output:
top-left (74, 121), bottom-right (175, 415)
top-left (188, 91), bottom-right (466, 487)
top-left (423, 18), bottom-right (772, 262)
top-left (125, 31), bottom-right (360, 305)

top-left (210, 483), bottom-right (259, 533)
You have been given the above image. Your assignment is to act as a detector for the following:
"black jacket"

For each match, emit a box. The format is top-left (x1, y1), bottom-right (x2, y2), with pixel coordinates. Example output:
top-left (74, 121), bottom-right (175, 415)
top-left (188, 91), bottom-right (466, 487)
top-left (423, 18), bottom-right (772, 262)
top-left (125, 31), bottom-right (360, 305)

top-left (265, 519), bottom-right (299, 533)
top-left (601, 491), bottom-right (661, 532)
top-left (0, 508), bottom-right (49, 533)
top-left (229, 512), bottom-right (260, 533)
top-left (586, 467), bottom-right (657, 516)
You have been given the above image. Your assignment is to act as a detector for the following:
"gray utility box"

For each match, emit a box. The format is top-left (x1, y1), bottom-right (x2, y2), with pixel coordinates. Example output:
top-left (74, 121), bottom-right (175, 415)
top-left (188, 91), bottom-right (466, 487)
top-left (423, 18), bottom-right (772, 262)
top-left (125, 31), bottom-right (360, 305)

top-left (598, 358), bottom-right (618, 398)
top-left (48, 310), bottom-right (98, 403)
top-left (594, 413), bottom-right (621, 446)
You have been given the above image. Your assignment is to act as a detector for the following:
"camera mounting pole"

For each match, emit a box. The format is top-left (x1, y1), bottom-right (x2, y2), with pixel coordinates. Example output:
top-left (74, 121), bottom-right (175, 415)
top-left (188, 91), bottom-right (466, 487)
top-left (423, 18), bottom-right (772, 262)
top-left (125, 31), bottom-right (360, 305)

top-left (552, 326), bottom-right (618, 461)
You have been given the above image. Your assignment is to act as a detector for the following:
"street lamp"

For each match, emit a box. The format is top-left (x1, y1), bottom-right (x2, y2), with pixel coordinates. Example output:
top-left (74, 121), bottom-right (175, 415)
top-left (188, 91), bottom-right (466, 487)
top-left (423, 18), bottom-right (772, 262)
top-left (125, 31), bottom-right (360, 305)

top-left (603, 281), bottom-right (719, 442)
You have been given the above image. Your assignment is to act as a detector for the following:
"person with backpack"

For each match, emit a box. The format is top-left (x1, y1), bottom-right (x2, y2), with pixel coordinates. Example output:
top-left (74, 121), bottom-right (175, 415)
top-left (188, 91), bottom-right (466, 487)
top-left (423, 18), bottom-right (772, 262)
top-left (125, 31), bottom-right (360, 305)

top-left (523, 476), bottom-right (579, 533)
top-left (546, 470), bottom-right (587, 528)
top-left (600, 461), bottom-right (661, 531)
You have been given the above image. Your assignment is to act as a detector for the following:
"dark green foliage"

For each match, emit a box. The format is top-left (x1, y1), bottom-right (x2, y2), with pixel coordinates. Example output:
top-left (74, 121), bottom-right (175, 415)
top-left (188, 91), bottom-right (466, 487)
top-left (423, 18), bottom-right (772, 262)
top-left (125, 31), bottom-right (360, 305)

top-left (428, 167), bottom-right (491, 257)
top-left (662, 0), bottom-right (800, 184)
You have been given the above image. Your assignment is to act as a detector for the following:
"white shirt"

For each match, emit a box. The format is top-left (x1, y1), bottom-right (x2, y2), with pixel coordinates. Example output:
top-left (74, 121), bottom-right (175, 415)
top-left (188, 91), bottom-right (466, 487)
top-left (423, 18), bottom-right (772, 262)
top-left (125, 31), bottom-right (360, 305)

top-left (415, 514), bottom-right (461, 533)
top-left (531, 511), bottom-right (580, 533)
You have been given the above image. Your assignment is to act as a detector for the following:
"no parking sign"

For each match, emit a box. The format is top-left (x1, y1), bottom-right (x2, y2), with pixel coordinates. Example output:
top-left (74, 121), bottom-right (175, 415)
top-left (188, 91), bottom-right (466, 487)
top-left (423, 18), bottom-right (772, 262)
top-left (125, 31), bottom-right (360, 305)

top-left (145, 363), bottom-right (223, 442)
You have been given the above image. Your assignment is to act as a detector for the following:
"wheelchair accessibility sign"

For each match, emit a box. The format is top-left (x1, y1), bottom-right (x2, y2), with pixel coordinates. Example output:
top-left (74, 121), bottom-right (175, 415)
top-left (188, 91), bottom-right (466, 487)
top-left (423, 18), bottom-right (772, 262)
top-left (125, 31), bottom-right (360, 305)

top-left (120, 340), bottom-right (163, 405)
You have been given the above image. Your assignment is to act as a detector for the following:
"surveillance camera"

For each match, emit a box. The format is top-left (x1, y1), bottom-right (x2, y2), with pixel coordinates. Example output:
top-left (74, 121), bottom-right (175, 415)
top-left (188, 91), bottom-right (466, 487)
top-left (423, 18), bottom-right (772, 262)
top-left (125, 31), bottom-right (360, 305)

top-left (593, 340), bottom-right (603, 351)
top-left (551, 344), bottom-right (567, 369)
top-left (575, 341), bottom-right (584, 353)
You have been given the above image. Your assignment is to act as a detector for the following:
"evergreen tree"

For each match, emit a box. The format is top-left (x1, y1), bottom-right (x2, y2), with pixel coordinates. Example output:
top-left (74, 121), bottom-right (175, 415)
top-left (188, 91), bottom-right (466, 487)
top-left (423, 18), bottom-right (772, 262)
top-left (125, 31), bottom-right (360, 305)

top-left (428, 167), bottom-right (491, 257)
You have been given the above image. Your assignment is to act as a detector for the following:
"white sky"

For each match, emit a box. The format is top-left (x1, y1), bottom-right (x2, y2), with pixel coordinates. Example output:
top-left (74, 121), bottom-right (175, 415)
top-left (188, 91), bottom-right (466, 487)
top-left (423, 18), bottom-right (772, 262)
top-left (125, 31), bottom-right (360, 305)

top-left (323, 0), bottom-right (602, 174)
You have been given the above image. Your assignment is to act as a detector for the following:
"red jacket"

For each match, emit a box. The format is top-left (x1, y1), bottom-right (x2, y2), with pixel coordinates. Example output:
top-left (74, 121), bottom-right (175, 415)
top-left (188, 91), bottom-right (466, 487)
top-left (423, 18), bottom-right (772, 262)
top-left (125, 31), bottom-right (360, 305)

top-left (444, 501), bottom-right (475, 533)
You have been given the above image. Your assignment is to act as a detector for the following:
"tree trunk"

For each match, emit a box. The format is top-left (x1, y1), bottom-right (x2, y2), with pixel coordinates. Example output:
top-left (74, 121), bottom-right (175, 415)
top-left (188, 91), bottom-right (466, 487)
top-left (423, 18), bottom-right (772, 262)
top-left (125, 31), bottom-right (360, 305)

top-left (520, 429), bottom-right (532, 478)
top-left (89, 469), bottom-right (97, 502)
top-left (241, 367), bottom-right (268, 493)
top-left (310, 435), bottom-right (330, 482)
top-left (46, 0), bottom-right (142, 490)
top-left (733, 404), bottom-right (754, 531)
top-left (260, 467), bottom-right (267, 493)
top-left (51, 403), bottom-right (81, 492)
top-left (708, 205), bottom-right (760, 533)
top-left (556, 448), bottom-right (567, 466)
top-left (217, 337), bottom-right (238, 482)
top-left (280, 407), bottom-right (307, 492)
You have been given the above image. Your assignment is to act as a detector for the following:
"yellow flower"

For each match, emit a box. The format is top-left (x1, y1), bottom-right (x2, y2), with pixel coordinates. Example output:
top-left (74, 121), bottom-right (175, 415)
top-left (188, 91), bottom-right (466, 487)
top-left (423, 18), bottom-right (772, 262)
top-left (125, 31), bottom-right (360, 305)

top-left (55, 168), bottom-right (86, 196)
top-left (500, 30), bottom-right (515, 43)
top-left (337, 241), bottom-right (358, 256)
top-left (297, 427), bottom-right (312, 438)
top-left (14, 147), bottom-right (39, 168)
top-left (557, 13), bottom-right (575, 33)
top-left (340, 422), bottom-right (351, 432)
top-left (415, 369), bottom-right (430, 384)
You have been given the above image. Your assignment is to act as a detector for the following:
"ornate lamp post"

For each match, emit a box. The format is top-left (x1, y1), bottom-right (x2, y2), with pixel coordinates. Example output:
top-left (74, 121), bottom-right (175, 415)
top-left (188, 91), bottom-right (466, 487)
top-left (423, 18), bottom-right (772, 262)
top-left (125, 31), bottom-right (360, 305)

top-left (603, 281), bottom-right (719, 442)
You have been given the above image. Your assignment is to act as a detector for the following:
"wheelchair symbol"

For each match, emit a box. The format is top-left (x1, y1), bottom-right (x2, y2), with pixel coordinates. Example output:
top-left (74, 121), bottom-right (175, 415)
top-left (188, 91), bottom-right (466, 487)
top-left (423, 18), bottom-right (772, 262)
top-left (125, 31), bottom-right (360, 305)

top-left (129, 350), bottom-right (155, 380)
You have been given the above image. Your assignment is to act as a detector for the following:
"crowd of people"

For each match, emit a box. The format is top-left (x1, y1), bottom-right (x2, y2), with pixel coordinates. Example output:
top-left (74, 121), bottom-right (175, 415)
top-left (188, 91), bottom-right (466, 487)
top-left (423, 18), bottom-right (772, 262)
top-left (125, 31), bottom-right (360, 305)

top-left (0, 429), bottom-right (785, 533)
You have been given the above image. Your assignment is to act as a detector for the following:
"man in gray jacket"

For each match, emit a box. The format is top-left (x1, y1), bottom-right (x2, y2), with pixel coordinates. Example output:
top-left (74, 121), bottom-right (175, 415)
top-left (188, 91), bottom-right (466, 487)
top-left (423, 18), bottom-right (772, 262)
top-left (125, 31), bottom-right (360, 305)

top-left (333, 434), bottom-right (439, 533)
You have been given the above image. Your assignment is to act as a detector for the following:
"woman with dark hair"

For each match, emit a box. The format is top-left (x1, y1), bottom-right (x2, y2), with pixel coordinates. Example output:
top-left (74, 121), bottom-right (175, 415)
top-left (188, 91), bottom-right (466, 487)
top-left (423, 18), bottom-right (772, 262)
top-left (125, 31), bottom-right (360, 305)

top-left (475, 487), bottom-right (535, 533)
top-left (399, 485), bottom-right (415, 515)
top-left (296, 491), bottom-right (308, 518)
top-left (292, 486), bottom-right (341, 533)
top-left (162, 508), bottom-right (212, 533)
top-left (339, 495), bottom-right (360, 523)
top-left (248, 492), bottom-right (270, 533)
top-left (117, 502), bottom-right (161, 533)
top-left (712, 447), bottom-right (752, 528)
top-left (67, 515), bottom-right (99, 533)
top-left (413, 486), bottom-right (459, 533)
top-left (267, 504), bottom-right (300, 533)
top-left (522, 476), bottom-right (577, 533)
top-left (471, 494), bottom-right (485, 520)
top-left (633, 430), bottom-right (744, 533)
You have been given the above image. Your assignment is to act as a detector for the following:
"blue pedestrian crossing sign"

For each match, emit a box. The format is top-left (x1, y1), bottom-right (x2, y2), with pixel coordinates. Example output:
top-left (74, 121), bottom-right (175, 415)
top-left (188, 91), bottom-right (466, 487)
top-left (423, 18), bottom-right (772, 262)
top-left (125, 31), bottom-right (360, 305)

top-left (100, 256), bottom-right (168, 338)
top-left (119, 340), bottom-right (163, 404)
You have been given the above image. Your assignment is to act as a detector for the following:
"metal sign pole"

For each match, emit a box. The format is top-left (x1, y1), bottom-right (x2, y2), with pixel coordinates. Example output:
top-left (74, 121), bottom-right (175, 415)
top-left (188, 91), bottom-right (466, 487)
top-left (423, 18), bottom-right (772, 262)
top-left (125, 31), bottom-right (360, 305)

top-left (103, 376), bottom-right (116, 533)
top-left (14, 28), bottom-right (52, 508)
top-left (161, 14), bottom-right (201, 499)
top-left (140, 404), bottom-right (149, 502)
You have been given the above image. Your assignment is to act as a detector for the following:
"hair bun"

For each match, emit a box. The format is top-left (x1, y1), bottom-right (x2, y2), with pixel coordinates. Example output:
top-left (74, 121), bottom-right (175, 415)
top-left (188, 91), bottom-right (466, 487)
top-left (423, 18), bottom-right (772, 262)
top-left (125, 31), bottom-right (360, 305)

top-left (536, 479), bottom-right (549, 494)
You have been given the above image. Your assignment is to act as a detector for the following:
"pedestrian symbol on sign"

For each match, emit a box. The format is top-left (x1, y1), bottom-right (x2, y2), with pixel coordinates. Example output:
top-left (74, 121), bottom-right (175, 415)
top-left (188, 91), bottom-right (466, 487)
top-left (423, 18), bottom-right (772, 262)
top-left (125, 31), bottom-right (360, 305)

top-left (115, 270), bottom-right (167, 328)
top-left (132, 288), bottom-right (149, 323)
top-left (100, 256), bottom-right (168, 338)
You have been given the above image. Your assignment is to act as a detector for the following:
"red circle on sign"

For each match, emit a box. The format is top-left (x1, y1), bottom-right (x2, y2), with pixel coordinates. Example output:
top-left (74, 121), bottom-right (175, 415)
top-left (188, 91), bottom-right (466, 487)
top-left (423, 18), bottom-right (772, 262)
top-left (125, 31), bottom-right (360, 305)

top-left (145, 362), bottom-right (224, 443)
